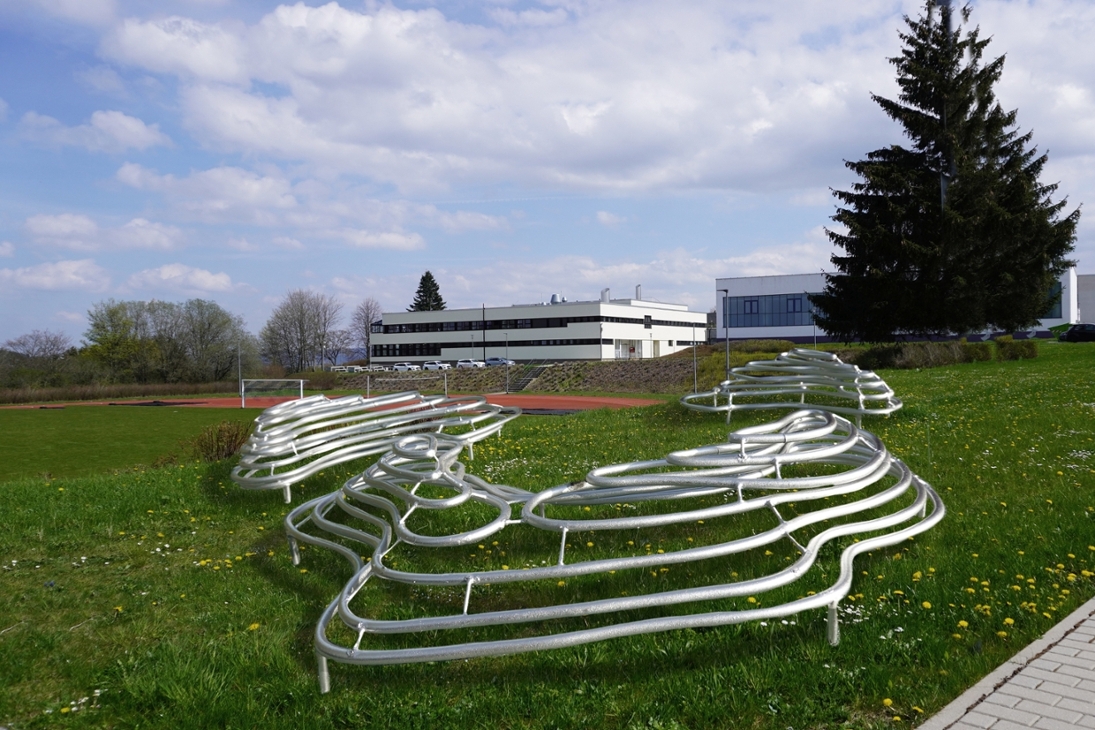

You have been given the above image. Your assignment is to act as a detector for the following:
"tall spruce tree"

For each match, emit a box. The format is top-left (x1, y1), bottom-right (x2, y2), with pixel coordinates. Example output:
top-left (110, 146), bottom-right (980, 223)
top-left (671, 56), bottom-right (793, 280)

top-left (810, 1), bottom-right (1079, 342)
top-left (408, 271), bottom-right (446, 312)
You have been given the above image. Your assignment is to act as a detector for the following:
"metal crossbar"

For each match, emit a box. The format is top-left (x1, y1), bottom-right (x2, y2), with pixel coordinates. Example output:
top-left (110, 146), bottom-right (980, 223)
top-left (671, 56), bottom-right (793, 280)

top-left (680, 348), bottom-right (902, 426)
top-left (284, 408), bottom-right (943, 692)
top-left (230, 391), bottom-right (521, 503)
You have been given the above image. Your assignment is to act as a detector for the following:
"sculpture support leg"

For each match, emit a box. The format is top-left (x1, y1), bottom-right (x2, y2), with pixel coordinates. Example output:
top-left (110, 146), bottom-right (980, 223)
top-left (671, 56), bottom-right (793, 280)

top-left (827, 603), bottom-right (840, 646)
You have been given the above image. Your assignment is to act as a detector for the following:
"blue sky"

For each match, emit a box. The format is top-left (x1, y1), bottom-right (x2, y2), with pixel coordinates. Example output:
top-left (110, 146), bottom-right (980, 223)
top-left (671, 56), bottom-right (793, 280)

top-left (1, 0), bottom-right (1092, 343)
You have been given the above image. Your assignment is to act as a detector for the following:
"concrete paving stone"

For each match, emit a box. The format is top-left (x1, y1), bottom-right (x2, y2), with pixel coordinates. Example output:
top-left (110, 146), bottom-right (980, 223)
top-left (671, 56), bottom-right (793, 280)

top-left (1057, 695), bottom-right (1095, 715)
top-left (1008, 674), bottom-right (1042, 690)
top-left (976, 700), bottom-right (1040, 725)
top-left (1080, 715), bottom-right (1095, 729)
top-left (1043, 652), bottom-right (1095, 671)
top-left (1035, 679), bottom-right (1095, 704)
top-left (1059, 637), bottom-right (1095, 651)
top-left (1075, 649), bottom-right (1095, 663)
top-left (959, 712), bottom-right (999, 729)
top-left (1015, 698), bottom-right (1083, 724)
top-left (1046, 645), bottom-right (1080, 657)
top-left (983, 719), bottom-right (1035, 730)
top-left (984, 692), bottom-right (1022, 709)
top-left (997, 683), bottom-right (1062, 706)
top-left (1051, 662), bottom-right (1095, 680)
top-left (1034, 716), bottom-right (1089, 730)
top-left (1030, 657), bottom-right (1062, 671)
top-left (1080, 678), bottom-right (1095, 693)
top-left (1021, 667), bottom-right (1079, 686)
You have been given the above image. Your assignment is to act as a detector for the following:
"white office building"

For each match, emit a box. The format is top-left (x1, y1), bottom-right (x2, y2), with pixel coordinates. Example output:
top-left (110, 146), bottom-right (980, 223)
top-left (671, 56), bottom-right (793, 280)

top-left (715, 268), bottom-right (1082, 342)
top-left (370, 290), bottom-right (708, 365)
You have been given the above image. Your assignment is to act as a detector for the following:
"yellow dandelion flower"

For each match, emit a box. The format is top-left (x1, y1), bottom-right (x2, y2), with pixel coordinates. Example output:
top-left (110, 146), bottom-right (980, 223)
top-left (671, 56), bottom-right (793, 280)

top-left (248, 623), bottom-right (260, 631)
top-left (922, 601), bottom-right (932, 610)
top-left (747, 596), bottom-right (757, 604)
top-left (1003, 617), bottom-right (1015, 626)
top-left (882, 698), bottom-right (893, 707)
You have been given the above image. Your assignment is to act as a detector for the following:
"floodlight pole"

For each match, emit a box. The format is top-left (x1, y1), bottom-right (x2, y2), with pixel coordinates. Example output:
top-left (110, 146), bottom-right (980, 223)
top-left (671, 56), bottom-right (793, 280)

top-left (692, 323), bottom-right (697, 393)
top-left (237, 341), bottom-right (243, 408)
top-left (718, 288), bottom-right (730, 380)
top-left (505, 332), bottom-right (509, 393)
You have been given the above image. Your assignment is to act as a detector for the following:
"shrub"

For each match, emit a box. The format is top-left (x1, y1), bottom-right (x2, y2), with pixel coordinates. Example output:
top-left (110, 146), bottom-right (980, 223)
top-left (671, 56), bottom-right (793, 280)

top-left (857, 340), bottom-right (990, 370)
top-left (287, 370), bottom-right (338, 390)
top-left (188, 420), bottom-right (252, 462)
top-left (994, 335), bottom-right (1038, 361)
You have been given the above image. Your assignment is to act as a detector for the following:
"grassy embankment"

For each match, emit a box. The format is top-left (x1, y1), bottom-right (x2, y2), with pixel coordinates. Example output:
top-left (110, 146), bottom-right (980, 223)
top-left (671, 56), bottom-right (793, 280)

top-left (1, 342), bottom-right (1093, 728)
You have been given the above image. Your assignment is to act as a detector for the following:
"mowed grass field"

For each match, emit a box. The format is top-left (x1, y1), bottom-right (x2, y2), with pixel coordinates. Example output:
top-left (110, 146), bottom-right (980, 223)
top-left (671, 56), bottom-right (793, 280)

top-left (1, 342), bottom-right (1094, 729)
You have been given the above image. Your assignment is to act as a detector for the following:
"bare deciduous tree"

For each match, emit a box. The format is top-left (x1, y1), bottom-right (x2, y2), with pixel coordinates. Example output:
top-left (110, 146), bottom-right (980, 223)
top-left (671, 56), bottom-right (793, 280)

top-left (349, 296), bottom-right (383, 361)
top-left (4, 330), bottom-right (72, 360)
top-left (260, 290), bottom-right (344, 372)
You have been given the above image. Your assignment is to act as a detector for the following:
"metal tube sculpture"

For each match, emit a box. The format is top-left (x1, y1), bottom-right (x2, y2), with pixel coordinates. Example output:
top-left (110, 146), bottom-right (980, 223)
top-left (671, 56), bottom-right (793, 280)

top-left (285, 408), bottom-right (943, 692)
top-left (230, 391), bottom-right (521, 503)
top-left (680, 348), bottom-right (902, 425)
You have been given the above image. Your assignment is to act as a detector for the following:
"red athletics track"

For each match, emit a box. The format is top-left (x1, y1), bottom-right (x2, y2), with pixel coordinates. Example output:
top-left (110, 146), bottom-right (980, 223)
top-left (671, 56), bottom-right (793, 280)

top-left (3, 394), bottom-right (663, 411)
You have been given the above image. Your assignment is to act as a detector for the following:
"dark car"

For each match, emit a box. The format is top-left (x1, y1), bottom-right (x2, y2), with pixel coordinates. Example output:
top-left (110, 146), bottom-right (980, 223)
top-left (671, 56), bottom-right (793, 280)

top-left (1059, 323), bottom-right (1095, 342)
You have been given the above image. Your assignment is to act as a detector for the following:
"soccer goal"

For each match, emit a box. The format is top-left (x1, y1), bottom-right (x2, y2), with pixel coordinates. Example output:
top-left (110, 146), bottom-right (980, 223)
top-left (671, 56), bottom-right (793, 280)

top-left (241, 379), bottom-right (306, 408)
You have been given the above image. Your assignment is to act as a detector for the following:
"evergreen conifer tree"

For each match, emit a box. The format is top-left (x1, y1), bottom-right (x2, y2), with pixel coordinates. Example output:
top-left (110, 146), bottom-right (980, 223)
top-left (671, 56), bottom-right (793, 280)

top-left (810, 1), bottom-right (1079, 342)
top-left (408, 271), bottom-right (446, 312)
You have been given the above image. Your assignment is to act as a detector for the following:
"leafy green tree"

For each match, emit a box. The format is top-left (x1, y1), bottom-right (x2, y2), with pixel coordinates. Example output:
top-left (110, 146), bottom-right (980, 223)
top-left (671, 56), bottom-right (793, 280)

top-left (810, 1), bottom-right (1079, 342)
top-left (407, 271), bottom-right (446, 312)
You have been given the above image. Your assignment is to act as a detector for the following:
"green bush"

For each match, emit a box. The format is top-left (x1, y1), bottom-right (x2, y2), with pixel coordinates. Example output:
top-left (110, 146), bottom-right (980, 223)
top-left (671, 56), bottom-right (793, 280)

top-left (287, 370), bottom-right (338, 390)
top-left (188, 419), bottom-right (252, 462)
top-left (856, 340), bottom-right (991, 370)
top-left (994, 335), bottom-right (1039, 361)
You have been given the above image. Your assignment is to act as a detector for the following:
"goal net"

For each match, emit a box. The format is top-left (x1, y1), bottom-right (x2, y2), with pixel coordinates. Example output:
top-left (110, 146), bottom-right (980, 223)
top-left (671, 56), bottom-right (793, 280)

top-left (241, 379), bottom-right (306, 408)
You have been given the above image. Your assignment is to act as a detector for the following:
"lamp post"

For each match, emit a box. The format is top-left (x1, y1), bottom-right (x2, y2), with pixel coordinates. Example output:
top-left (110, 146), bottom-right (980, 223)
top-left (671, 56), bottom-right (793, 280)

top-left (691, 323), bottom-right (697, 393)
top-left (505, 332), bottom-right (509, 393)
top-left (718, 288), bottom-right (730, 380)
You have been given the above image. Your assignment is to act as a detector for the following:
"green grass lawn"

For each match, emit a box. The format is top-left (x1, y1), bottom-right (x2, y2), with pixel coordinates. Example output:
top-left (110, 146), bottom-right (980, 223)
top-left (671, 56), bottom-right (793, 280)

top-left (0, 406), bottom-right (262, 481)
top-left (1, 342), bottom-right (1094, 729)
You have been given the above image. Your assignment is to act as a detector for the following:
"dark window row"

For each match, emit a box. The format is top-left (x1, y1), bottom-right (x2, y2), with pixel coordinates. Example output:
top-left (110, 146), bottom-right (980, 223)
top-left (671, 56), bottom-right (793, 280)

top-left (372, 338), bottom-right (612, 357)
top-left (381, 314), bottom-right (699, 334)
top-left (723, 293), bottom-right (820, 329)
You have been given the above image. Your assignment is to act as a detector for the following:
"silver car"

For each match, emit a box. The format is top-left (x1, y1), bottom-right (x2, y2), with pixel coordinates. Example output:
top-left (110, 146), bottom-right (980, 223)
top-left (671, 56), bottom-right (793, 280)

top-left (456, 359), bottom-right (486, 369)
top-left (423, 361), bottom-right (451, 370)
top-left (392, 362), bottom-right (421, 371)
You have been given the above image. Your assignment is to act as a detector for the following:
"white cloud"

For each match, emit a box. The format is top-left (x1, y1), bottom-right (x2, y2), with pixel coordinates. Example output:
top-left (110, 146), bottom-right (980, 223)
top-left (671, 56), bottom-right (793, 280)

top-left (104, 16), bottom-right (247, 83)
top-left (25, 213), bottom-right (183, 250)
top-left (0, 241), bottom-right (16, 257)
top-left (0, 97), bottom-right (8, 122)
top-left (117, 163), bottom-right (297, 223)
top-left (113, 218), bottom-right (184, 250)
top-left (126, 263), bottom-right (233, 293)
top-left (329, 229), bottom-right (425, 251)
top-left (596, 211), bottom-right (625, 227)
top-left (20, 110), bottom-right (170, 153)
top-left (0, 259), bottom-right (110, 291)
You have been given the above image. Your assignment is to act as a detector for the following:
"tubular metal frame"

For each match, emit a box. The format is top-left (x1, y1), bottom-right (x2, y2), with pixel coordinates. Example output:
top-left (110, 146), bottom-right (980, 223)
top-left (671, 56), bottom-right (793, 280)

top-left (284, 409), bottom-right (944, 692)
top-left (230, 391), bottom-right (521, 502)
top-left (680, 348), bottom-right (902, 426)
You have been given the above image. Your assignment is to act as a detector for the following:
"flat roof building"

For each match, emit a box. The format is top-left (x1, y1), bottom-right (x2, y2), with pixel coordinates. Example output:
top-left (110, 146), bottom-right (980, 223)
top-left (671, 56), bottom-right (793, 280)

top-left (370, 290), bottom-right (708, 364)
top-left (715, 269), bottom-right (1083, 342)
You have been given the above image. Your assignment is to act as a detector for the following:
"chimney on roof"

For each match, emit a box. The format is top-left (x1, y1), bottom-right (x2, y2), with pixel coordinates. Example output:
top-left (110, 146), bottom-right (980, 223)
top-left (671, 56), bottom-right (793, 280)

top-left (600, 287), bottom-right (610, 303)
top-left (635, 284), bottom-right (642, 300)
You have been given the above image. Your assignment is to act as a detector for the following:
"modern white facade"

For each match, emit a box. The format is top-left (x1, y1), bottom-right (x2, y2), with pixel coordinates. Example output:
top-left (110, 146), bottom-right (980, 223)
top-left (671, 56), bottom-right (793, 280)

top-left (370, 294), bottom-right (708, 364)
top-left (715, 268), bottom-right (1084, 342)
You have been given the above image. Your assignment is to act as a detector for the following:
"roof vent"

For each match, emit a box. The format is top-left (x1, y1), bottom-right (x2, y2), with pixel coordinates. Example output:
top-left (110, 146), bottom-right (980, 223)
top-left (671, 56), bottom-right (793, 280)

top-left (600, 288), bottom-right (610, 303)
top-left (635, 284), bottom-right (642, 300)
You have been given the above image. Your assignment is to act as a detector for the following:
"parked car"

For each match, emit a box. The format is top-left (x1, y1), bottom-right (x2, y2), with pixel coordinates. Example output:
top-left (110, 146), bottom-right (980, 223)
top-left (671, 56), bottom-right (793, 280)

top-left (329, 365), bottom-right (349, 373)
top-left (423, 361), bottom-right (451, 370)
top-left (366, 364), bottom-right (389, 372)
top-left (392, 362), bottom-right (421, 371)
top-left (1059, 323), bottom-right (1095, 342)
top-left (456, 359), bottom-right (486, 369)
top-left (484, 357), bottom-right (515, 366)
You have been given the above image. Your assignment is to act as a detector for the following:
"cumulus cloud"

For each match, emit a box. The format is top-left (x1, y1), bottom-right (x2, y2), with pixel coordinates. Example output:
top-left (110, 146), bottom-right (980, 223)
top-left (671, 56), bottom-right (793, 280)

top-left (0, 97), bottom-right (8, 122)
top-left (0, 259), bottom-right (110, 291)
top-left (596, 211), bottom-right (625, 227)
top-left (76, 66), bottom-right (127, 95)
top-left (328, 229), bottom-right (425, 250)
top-left (126, 263), bottom-right (233, 293)
top-left (0, 241), bottom-right (15, 257)
top-left (25, 213), bottom-right (183, 250)
top-left (20, 110), bottom-right (170, 153)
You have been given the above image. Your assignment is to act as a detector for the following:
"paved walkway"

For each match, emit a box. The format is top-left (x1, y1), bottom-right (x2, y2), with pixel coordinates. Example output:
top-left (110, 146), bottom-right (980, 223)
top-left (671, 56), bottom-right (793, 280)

top-left (921, 594), bottom-right (1095, 729)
